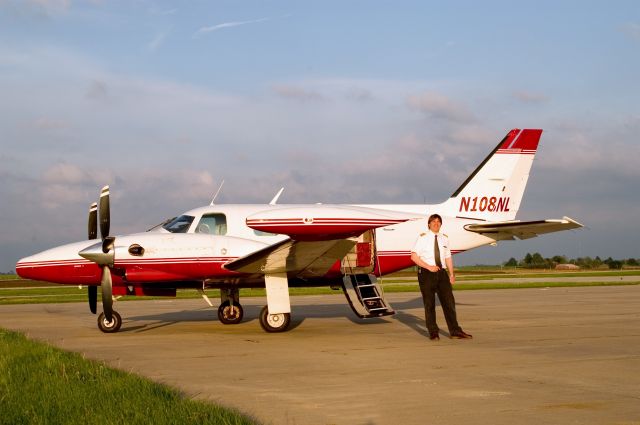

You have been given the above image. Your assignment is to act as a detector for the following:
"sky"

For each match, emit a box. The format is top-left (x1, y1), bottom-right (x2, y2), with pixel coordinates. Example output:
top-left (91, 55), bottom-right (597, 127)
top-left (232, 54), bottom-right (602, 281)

top-left (1, 0), bottom-right (639, 272)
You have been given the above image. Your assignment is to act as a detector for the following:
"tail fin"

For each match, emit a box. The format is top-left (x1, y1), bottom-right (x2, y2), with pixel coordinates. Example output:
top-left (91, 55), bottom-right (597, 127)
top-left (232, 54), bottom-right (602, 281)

top-left (441, 129), bottom-right (542, 222)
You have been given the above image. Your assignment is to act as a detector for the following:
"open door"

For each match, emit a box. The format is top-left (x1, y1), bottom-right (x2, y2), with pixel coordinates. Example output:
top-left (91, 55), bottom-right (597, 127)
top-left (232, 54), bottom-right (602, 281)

top-left (341, 230), bottom-right (375, 275)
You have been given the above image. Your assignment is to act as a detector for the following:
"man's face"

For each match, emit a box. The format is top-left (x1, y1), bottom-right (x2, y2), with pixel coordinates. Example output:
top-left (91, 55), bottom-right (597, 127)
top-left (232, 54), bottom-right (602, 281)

top-left (428, 218), bottom-right (442, 233)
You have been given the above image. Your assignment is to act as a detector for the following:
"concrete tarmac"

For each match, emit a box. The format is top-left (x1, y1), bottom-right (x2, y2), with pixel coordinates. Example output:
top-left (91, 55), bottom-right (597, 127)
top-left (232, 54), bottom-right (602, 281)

top-left (1, 286), bottom-right (639, 425)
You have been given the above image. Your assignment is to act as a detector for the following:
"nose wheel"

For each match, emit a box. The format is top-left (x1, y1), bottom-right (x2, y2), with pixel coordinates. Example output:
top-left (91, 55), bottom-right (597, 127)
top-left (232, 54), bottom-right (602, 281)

top-left (259, 305), bottom-right (291, 332)
top-left (97, 311), bottom-right (122, 333)
top-left (217, 301), bottom-right (244, 324)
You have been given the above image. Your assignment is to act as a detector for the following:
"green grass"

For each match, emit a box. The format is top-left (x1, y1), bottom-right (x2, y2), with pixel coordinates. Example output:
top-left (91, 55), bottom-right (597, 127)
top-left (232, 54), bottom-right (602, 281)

top-left (0, 328), bottom-right (258, 425)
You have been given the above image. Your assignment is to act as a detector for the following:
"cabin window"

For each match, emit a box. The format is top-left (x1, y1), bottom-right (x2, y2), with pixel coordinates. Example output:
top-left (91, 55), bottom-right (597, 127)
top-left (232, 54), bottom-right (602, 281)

top-left (195, 213), bottom-right (227, 235)
top-left (162, 215), bottom-right (194, 233)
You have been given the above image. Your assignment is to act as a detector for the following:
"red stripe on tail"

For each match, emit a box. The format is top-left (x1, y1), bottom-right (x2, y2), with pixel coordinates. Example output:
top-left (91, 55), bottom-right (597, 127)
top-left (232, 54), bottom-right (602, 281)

top-left (511, 129), bottom-right (542, 151)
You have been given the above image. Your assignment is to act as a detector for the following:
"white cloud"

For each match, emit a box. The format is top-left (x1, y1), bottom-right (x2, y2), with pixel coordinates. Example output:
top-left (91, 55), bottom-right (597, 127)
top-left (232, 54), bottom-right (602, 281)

top-left (147, 31), bottom-right (169, 52)
top-left (194, 17), bottom-right (270, 38)
top-left (34, 117), bottom-right (69, 130)
top-left (407, 92), bottom-right (475, 123)
top-left (512, 90), bottom-right (550, 104)
top-left (620, 23), bottom-right (640, 42)
top-left (272, 84), bottom-right (325, 102)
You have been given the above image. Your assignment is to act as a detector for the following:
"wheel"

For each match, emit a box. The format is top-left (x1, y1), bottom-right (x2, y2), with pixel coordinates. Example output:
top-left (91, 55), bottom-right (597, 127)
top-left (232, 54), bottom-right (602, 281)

top-left (259, 305), bottom-right (291, 333)
top-left (217, 301), bottom-right (243, 324)
top-left (97, 311), bottom-right (122, 333)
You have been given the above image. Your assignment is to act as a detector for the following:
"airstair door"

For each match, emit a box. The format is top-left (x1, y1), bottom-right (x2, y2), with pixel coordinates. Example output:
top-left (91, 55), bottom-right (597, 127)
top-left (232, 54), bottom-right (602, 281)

top-left (341, 230), bottom-right (376, 275)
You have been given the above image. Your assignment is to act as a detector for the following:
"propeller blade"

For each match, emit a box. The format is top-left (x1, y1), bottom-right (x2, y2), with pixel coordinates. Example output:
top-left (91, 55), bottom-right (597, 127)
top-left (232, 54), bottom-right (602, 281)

top-left (101, 265), bottom-right (113, 323)
top-left (88, 285), bottom-right (97, 314)
top-left (88, 202), bottom-right (98, 240)
top-left (99, 185), bottom-right (110, 240)
top-left (102, 236), bottom-right (115, 255)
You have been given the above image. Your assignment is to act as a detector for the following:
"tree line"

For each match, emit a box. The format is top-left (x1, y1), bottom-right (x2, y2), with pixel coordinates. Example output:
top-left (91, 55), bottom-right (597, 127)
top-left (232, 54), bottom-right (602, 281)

top-left (503, 253), bottom-right (639, 270)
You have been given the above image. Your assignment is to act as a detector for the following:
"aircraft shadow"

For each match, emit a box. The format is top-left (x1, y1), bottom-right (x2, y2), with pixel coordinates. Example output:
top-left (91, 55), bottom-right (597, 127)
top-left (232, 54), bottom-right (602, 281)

top-left (120, 295), bottom-right (454, 335)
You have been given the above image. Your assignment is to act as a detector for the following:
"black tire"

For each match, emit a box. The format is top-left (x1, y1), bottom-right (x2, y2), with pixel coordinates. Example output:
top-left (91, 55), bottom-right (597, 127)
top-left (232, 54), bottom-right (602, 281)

top-left (259, 305), bottom-right (291, 333)
top-left (217, 301), bottom-right (243, 324)
top-left (97, 311), bottom-right (122, 333)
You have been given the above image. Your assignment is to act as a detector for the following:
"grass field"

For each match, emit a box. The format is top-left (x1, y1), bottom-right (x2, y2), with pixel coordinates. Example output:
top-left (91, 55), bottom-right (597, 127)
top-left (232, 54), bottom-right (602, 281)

top-left (0, 328), bottom-right (258, 425)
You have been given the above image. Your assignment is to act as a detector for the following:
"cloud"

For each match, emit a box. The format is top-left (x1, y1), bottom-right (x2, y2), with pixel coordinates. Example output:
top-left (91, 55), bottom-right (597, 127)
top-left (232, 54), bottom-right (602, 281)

top-left (512, 90), bottom-right (550, 104)
top-left (1, 45), bottom-right (638, 269)
top-left (345, 87), bottom-right (374, 102)
top-left (406, 92), bottom-right (475, 123)
top-left (147, 31), bottom-right (169, 52)
top-left (620, 23), bottom-right (640, 42)
top-left (34, 117), bottom-right (68, 130)
top-left (85, 79), bottom-right (109, 101)
top-left (194, 17), bottom-right (270, 38)
top-left (1, 0), bottom-right (71, 18)
top-left (272, 84), bottom-right (326, 102)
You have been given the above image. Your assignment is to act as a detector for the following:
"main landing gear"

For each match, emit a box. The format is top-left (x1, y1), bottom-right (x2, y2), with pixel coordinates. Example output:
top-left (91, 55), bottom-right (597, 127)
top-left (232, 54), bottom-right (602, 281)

top-left (259, 306), bottom-right (291, 332)
top-left (97, 311), bottom-right (122, 333)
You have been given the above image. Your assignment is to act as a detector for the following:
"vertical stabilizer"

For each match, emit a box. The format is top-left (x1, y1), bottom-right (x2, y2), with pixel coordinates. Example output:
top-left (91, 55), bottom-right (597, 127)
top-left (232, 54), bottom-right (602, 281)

top-left (440, 129), bottom-right (542, 222)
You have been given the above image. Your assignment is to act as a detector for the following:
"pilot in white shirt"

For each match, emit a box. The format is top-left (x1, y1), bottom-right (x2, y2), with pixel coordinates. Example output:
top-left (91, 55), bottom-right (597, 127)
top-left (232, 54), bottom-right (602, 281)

top-left (412, 230), bottom-right (451, 271)
top-left (410, 213), bottom-right (472, 341)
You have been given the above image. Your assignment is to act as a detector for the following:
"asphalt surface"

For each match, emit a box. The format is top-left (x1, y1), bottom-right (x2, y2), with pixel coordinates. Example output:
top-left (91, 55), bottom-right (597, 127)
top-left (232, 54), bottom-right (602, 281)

top-left (1, 286), bottom-right (639, 425)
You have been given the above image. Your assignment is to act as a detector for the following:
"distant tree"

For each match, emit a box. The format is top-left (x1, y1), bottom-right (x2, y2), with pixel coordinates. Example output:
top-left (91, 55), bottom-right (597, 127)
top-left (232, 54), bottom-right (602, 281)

top-left (608, 260), bottom-right (623, 270)
top-left (626, 258), bottom-right (638, 266)
top-left (523, 253), bottom-right (533, 265)
top-left (575, 256), bottom-right (596, 269)
top-left (552, 255), bottom-right (568, 264)
top-left (531, 252), bottom-right (544, 263)
top-left (504, 257), bottom-right (518, 267)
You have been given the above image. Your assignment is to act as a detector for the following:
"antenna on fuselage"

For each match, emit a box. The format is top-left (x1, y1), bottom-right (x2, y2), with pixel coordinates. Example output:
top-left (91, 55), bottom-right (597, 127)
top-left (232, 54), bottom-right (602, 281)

top-left (210, 179), bottom-right (225, 206)
top-left (269, 187), bottom-right (284, 205)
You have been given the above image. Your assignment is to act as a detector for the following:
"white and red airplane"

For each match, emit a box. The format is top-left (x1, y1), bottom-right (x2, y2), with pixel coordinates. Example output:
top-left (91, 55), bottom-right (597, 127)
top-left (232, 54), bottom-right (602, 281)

top-left (16, 129), bottom-right (582, 333)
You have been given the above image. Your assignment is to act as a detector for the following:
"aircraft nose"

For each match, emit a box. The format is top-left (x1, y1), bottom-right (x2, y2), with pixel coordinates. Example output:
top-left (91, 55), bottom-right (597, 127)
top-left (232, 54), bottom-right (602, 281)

top-left (78, 241), bottom-right (114, 266)
top-left (16, 255), bottom-right (39, 280)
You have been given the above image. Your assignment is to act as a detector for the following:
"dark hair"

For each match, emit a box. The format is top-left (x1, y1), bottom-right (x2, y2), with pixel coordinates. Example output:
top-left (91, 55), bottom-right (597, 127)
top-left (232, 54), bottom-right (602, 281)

top-left (427, 214), bottom-right (442, 225)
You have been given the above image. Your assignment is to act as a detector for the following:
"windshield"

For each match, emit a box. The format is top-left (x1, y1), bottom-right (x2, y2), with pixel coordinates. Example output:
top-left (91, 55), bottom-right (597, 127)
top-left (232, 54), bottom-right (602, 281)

top-left (162, 215), bottom-right (195, 233)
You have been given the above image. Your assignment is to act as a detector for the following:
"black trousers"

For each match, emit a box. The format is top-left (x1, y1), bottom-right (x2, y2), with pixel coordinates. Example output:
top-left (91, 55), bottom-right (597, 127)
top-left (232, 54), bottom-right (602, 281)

top-left (417, 267), bottom-right (462, 335)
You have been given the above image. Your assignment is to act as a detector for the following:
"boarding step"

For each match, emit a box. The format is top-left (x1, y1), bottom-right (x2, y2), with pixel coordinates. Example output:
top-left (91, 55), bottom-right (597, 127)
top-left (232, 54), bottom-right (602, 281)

top-left (341, 274), bottom-right (395, 319)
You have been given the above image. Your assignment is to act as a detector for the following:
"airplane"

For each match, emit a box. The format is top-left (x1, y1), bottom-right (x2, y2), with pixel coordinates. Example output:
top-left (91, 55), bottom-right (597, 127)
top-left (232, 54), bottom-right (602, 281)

top-left (16, 129), bottom-right (583, 334)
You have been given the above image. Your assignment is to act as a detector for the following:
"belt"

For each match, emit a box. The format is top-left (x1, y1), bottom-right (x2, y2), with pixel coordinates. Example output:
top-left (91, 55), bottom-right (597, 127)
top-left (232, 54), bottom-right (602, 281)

top-left (420, 267), bottom-right (447, 273)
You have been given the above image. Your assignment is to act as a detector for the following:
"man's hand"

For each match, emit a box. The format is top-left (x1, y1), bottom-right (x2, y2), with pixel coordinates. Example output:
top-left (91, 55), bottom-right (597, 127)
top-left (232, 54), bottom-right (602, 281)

top-left (425, 265), bottom-right (440, 272)
top-left (449, 273), bottom-right (456, 284)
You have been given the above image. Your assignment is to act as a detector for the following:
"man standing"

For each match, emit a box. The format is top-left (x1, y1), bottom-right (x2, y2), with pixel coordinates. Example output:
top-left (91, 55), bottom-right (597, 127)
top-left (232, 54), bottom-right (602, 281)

top-left (411, 214), bottom-right (472, 341)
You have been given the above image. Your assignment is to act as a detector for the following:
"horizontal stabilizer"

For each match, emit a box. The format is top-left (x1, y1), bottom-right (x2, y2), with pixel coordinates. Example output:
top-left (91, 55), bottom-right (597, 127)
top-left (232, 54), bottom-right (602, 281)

top-left (464, 216), bottom-right (583, 240)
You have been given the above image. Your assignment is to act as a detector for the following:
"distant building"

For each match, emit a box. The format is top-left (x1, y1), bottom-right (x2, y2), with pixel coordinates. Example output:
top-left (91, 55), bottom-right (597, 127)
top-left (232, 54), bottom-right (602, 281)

top-left (556, 263), bottom-right (580, 270)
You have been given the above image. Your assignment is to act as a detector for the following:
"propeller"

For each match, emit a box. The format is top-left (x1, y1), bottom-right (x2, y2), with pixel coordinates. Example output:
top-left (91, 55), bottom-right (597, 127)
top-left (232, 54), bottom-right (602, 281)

top-left (88, 202), bottom-right (98, 314)
top-left (81, 186), bottom-right (115, 322)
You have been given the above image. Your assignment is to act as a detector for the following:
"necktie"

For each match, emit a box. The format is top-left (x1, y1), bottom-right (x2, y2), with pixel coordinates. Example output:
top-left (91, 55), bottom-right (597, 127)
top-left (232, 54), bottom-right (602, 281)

top-left (434, 235), bottom-right (443, 268)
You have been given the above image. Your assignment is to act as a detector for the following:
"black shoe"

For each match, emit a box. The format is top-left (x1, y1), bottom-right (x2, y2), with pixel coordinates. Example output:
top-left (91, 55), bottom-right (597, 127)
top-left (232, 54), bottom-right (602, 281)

top-left (450, 330), bottom-right (473, 339)
top-left (429, 331), bottom-right (440, 341)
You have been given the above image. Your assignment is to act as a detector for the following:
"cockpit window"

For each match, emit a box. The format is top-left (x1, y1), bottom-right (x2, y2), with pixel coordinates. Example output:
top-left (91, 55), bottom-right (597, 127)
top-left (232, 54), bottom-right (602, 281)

top-left (162, 215), bottom-right (195, 233)
top-left (195, 213), bottom-right (227, 235)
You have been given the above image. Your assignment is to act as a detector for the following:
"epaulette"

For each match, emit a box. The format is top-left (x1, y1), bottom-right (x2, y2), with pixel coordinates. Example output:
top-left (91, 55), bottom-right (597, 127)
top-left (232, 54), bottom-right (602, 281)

top-left (443, 233), bottom-right (448, 237)
top-left (419, 232), bottom-right (426, 236)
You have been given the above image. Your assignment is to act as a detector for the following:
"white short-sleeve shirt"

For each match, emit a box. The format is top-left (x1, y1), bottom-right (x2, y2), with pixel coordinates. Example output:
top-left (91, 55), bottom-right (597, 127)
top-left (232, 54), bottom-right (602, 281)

top-left (411, 230), bottom-right (451, 269)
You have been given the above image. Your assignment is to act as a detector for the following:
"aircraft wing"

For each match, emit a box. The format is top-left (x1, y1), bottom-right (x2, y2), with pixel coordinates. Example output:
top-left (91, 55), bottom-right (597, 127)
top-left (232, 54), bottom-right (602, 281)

top-left (464, 216), bottom-right (583, 240)
top-left (223, 238), bottom-right (356, 278)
